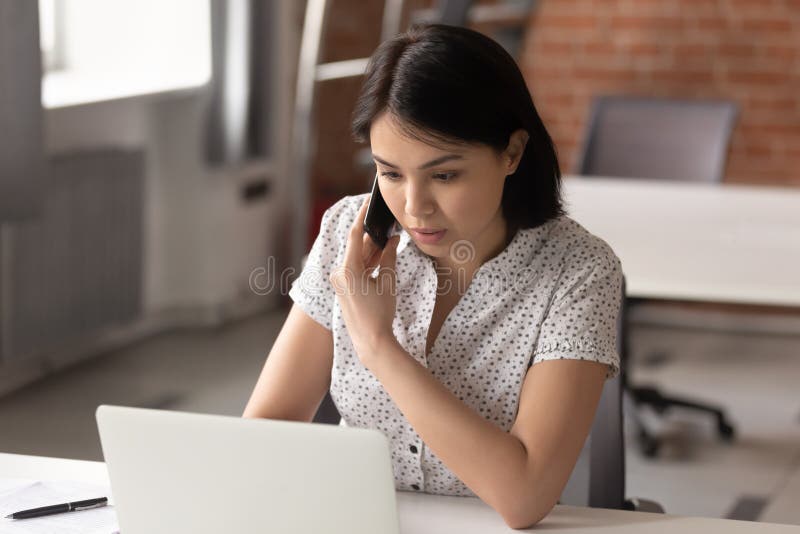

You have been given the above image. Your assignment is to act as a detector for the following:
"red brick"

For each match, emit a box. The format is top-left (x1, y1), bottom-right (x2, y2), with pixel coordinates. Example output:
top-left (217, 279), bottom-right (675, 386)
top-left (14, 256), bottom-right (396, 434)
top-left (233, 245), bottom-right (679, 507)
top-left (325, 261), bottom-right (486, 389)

top-left (728, 0), bottom-right (776, 7)
top-left (744, 144), bottom-right (774, 157)
top-left (746, 97), bottom-right (799, 112)
top-left (674, 43), bottom-right (710, 56)
top-left (741, 123), bottom-right (800, 136)
top-left (572, 67), bottom-right (638, 83)
top-left (528, 66), bottom-right (572, 80)
top-left (695, 18), bottom-right (729, 31)
top-left (678, 0), bottom-right (721, 8)
top-left (539, 93), bottom-right (576, 107)
top-left (529, 29), bottom-right (591, 47)
top-left (536, 40), bottom-right (576, 55)
top-left (538, 0), bottom-right (598, 15)
top-left (740, 18), bottom-right (793, 32)
top-left (611, 15), bottom-right (684, 30)
top-left (650, 69), bottom-right (715, 83)
top-left (786, 142), bottom-right (800, 158)
top-left (584, 42), bottom-right (617, 55)
top-left (763, 45), bottom-right (797, 60)
top-left (764, 124), bottom-right (800, 137)
top-left (619, 42), bottom-right (663, 55)
top-left (540, 15), bottom-right (599, 30)
top-left (716, 42), bottom-right (757, 56)
top-left (726, 69), bottom-right (794, 85)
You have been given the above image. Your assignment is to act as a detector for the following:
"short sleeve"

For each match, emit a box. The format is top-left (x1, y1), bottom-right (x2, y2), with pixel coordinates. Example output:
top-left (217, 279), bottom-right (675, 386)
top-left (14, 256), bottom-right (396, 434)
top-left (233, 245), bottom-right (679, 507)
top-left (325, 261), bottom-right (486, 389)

top-left (530, 240), bottom-right (623, 379)
top-left (288, 195), bottom-right (361, 330)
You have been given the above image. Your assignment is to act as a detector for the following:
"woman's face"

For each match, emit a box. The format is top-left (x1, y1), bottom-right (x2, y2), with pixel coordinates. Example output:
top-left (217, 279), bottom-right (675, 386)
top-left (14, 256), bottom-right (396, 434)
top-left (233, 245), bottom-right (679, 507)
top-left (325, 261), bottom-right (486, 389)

top-left (369, 112), bottom-right (527, 273)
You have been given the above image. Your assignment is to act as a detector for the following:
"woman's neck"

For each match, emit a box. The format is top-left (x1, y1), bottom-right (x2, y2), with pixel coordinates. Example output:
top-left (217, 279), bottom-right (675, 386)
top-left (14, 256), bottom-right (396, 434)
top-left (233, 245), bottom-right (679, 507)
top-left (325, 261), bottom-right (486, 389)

top-left (433, 219), bottom-right (518, 294)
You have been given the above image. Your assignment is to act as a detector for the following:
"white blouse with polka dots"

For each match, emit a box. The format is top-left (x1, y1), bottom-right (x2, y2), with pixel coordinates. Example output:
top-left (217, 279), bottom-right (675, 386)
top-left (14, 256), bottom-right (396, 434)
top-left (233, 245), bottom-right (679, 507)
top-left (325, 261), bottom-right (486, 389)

top-left (288, 192), bottom-right (623, 497)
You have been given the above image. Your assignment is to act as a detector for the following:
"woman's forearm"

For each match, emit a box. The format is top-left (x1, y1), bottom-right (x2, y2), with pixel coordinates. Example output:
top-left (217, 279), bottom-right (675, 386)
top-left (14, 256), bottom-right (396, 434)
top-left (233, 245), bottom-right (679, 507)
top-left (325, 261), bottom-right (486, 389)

top-left (362, 336), bottom-right (550, 528)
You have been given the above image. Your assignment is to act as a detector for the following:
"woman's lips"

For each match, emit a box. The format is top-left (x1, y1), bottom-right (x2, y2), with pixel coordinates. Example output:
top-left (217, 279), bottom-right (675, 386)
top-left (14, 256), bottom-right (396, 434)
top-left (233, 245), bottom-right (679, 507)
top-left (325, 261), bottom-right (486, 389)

top-left (410, 228), bottom-right (447, 244)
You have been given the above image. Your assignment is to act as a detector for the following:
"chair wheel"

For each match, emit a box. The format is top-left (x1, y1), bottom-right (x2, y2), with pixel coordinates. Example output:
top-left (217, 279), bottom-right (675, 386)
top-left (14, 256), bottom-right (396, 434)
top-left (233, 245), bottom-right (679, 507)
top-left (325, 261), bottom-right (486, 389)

top-left (718, 420), bottom-right (735, 441)
top-left (639, 431), bottom-right (661, 458)
top-left (643, 440), bottom-right (660, 458)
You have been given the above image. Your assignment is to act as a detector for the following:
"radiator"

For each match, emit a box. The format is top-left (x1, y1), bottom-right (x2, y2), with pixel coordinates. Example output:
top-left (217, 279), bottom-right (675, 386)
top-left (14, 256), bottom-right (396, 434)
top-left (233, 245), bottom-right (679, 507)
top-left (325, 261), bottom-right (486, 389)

top-left (1, 149), bottom-right (143, 362)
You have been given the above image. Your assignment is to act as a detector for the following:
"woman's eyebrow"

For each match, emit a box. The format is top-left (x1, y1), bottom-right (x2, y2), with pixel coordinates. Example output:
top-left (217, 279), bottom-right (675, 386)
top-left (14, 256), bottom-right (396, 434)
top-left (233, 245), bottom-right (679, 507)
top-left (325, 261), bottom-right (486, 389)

top-left (373, 154), bottom-right (465, 170)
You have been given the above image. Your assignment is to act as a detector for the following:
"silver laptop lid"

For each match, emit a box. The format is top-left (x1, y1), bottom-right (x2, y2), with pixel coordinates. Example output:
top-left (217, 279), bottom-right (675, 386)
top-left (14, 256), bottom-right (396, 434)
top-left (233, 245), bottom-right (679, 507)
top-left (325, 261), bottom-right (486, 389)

top-left (96, 405), bottom-right (399, 534)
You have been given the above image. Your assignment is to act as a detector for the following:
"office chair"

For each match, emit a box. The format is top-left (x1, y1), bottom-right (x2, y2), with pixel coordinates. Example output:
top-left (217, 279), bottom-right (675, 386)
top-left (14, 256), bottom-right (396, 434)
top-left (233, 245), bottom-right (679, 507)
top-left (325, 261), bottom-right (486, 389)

top-left (575, 95), bottom-right (739, 457)
top-left (313, 277), bottom-right (664, 512)
top-left (559, 277), bottom-right (662, 511)
top-left (576, 95), bottom-right (738, 183)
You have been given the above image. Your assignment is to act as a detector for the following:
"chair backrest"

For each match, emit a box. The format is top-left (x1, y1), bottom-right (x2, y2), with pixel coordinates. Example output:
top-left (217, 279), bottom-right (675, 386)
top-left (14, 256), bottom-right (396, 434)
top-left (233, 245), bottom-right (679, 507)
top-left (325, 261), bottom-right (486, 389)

top-left (575, 95), bottom-right (738, 183)
top-left (559, 276), bottom-right (627, 509)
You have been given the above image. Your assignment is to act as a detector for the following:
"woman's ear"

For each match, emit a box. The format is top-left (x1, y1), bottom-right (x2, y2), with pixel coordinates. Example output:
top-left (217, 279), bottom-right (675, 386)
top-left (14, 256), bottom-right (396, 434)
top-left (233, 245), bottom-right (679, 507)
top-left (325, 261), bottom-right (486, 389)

top-left (505, 129), bottom-right (530, 174)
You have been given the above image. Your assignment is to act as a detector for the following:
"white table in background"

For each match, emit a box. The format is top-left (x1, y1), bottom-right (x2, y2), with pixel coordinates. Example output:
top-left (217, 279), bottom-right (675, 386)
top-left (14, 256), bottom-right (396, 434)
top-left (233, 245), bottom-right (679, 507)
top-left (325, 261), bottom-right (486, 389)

top-left (562, 176), bottom-right (800, 308)
top-left (2, 452), bottom-right (797, 533)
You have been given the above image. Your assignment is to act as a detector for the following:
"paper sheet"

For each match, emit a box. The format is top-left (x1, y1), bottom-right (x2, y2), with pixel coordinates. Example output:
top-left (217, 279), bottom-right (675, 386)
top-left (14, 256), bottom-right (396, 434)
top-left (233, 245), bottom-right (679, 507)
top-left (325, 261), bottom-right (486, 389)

top-left (0, 480), bottom-right (38, 498)
top-left (0, 480), bottom-right (119, 534)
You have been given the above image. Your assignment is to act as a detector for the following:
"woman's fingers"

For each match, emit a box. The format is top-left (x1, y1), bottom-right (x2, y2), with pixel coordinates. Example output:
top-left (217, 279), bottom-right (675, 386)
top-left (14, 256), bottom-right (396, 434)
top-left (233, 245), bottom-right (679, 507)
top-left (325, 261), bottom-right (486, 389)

top-left (379, 235), bottom-right (400, 269)
top-left (363, 232), bottom-right (382, 270)
top-left (343, 196), bottom-right (371, 268)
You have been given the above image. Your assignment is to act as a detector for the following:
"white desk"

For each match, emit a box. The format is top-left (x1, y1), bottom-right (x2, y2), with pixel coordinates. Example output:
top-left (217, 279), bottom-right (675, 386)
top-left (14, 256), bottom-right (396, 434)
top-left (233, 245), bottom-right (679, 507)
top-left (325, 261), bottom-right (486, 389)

top-left (2, 452), bottom-right (797, 533)
top-left (562, 176), bottom-right (800, 307)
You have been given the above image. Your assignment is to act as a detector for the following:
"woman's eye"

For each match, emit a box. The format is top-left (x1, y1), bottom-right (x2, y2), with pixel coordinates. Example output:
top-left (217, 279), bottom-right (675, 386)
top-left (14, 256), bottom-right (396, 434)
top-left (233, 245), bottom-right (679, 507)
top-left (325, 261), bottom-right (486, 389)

top-left (433, 172), bottom-right (458, 182)
top-left (379, 171), bottom-right (458, 182)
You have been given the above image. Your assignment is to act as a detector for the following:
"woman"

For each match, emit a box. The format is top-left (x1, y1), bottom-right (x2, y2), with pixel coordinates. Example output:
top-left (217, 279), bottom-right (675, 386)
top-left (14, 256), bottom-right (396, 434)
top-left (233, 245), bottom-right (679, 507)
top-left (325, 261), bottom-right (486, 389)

top-left (244, 23), bottom-right (622, 529)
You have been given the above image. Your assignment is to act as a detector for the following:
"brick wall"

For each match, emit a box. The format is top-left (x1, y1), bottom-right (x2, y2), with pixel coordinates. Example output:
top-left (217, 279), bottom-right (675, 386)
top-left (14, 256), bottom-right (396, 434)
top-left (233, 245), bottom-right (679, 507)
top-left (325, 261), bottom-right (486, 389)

top-left (521, 0), bottom-right (800, 186)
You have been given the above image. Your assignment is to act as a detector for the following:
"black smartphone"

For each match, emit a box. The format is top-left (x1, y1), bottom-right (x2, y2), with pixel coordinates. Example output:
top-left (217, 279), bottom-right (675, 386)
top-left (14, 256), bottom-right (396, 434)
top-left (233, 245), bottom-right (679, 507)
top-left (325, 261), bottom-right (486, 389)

top-left (363, 173), bottom-right (396, 249)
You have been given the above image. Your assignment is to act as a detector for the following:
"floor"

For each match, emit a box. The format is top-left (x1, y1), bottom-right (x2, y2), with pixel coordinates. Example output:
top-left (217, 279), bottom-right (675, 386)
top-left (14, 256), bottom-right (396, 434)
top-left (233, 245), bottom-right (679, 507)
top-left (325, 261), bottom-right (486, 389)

top-left (0, 308), bottom-right (798, 526)
top-left (626, 323), bottom-right (800, 525)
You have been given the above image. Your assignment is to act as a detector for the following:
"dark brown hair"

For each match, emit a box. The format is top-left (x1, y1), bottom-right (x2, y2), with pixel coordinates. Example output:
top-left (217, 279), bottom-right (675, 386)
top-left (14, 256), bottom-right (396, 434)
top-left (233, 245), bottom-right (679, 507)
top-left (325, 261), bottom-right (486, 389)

top-left (351, 23), bottom-right (563, 229)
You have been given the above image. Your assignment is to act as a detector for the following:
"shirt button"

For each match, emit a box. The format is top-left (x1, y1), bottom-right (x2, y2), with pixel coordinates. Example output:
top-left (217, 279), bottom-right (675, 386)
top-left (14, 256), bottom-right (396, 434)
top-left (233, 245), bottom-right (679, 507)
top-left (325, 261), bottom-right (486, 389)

top-left (411, 484), bottom-right (420, 491)
top-left (409, 445), bottom-right (418, 454)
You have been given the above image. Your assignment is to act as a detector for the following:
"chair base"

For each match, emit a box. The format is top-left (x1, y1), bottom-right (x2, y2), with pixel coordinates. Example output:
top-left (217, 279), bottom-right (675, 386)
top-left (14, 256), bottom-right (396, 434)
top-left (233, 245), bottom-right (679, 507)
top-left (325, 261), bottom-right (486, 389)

top-left (624, 497), bottom-right (666, 513)
top-left (629, 385), bottom-right (736, 458)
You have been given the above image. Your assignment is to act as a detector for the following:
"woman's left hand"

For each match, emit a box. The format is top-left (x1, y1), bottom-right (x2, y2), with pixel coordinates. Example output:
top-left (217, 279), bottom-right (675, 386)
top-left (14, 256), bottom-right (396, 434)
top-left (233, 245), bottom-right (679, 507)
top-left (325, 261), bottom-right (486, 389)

top-left (329, 196), bottom-right (401, 366)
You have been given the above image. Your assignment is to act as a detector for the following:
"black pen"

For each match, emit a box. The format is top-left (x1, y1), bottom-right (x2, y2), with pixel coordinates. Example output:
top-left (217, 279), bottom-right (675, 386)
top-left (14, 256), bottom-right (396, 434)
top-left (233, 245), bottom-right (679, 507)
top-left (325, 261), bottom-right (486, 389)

top-left (5, 497), bottom-right (108, 520)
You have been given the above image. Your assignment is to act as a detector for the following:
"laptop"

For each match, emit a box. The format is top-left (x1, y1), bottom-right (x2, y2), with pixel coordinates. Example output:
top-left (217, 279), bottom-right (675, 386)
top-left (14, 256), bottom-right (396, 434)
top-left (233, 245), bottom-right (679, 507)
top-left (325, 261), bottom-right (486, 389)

top-left (96, 405), bottom-right (400, 534)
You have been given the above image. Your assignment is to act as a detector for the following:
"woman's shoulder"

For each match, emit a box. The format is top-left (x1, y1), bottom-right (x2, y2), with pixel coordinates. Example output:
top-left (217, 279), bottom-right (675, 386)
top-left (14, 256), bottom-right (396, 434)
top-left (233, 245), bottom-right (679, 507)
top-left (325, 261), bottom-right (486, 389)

top-left (532, 214), bottom-right (622, 273)
top-left (316, 193), bottom-right (370, 239)
top-left (323, 193), bottom-right (369, 225)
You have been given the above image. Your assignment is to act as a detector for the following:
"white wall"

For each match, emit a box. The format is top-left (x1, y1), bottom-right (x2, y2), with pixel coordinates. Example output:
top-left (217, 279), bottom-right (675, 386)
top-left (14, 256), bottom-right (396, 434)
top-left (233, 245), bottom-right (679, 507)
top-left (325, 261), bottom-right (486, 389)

top-left (39, 1), bottom-right (305, 328)
top-left (45, 89), bottom-right (282, 330)
top-left (144, 91), bottom-right (279, 314)
top-left (44, 88), bottom-right (281, 322)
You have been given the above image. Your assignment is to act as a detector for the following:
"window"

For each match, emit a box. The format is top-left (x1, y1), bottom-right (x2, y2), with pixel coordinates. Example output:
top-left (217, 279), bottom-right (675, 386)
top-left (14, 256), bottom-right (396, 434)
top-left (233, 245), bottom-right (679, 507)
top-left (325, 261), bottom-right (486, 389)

top-left (39, 0), bottom-right (65, 72)
top-left (38, 0), bottom-right (212, 108)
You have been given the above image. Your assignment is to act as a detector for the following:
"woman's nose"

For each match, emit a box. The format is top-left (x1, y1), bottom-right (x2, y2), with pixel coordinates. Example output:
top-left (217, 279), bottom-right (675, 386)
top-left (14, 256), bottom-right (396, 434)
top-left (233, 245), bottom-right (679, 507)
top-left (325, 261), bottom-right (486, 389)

top-left (404, 183), bottom-right (435, 219)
